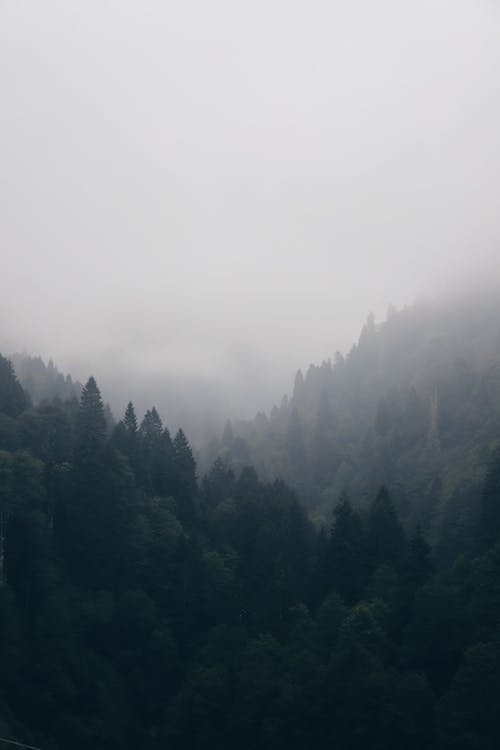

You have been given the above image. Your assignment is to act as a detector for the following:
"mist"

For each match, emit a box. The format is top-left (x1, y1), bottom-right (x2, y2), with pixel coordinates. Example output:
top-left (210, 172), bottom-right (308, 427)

top-left (2, 0), bottom-right (500, 425)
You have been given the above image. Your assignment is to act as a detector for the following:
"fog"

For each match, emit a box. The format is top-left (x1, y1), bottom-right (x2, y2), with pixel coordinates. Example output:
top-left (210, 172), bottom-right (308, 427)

top-left (2, 0), bottom-right (500, 425)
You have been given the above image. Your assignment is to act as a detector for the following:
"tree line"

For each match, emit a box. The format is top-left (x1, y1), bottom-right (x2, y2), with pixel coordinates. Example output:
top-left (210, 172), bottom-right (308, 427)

top-left (0, 352), bottom-right (500, 749)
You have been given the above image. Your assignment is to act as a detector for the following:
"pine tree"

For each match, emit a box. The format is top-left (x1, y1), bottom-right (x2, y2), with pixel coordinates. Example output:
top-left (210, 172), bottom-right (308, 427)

top-left (0, 354), bottom-right (29, 417)
top-left (286, 406), bottom-right (306, 474)
top-left (173, 429), bottom-right (197, 525)
top-left (139, 407), bottom-right (164, 494)
top-left (367, 486), bottom-right (406, 571)
top-left (112, 401), bottom-right (140, 478)
top-left (74, 376), bottom-right (106, 470)
top-left (173, 429), bottom-right (196, 490)
top-left (140, 407), bottom-right (163, 445)
top-left (479, 447), bottom-right (500, 552)
top-left (327, 493), bottom-right (367, 603)
top-left (292, 369), bottom-right (306, 408)
top-left (124, 401), bottom-right (138, 434)
top-left (202, 457), bottom-right (235, 508)
top-left (312, 390), bottom-right (337, 485)
top-left (405, 525), bottom-right (434, 589)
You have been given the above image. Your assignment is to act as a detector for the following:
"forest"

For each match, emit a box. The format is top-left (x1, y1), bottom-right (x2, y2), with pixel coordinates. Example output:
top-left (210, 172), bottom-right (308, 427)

top-left (2, 306), bottom-right (500, 750)
top-left (3, 1), bottom-right (500, 747)
top-left (215, 294), bottom-right (500, 561)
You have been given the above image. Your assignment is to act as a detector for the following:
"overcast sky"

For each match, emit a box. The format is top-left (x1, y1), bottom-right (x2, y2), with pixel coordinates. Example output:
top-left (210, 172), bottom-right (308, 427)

top-left (1, 0), bottom-right (500, 414)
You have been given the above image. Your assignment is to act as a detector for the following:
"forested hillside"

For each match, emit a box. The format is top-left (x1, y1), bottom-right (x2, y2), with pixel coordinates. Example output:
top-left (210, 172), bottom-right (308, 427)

top-left (214, 292), bottom-right (500, 559)
top-left (9, 354), bottom-right (82, 405)
top-left (1, 348), bottom-right (500, 749)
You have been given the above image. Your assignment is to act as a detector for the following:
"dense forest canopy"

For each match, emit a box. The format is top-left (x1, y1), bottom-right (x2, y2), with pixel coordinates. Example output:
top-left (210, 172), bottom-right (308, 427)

top-left (1, 294), bottom-right (500, 749)
top-left (211, 293), bottom-right (500, 559)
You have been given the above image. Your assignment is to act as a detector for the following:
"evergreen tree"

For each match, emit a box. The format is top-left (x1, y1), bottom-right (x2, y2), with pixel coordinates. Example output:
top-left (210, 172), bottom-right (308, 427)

top-left (139, 407), bottom-right (164, 494)
top-left (202, 457), bottom-right (235, 509)
top-left (325, 493), bottom-right (367, 603)
top-left (74, 376), bottom-right (106, 470)
top-left (479, 446), bottom-right (500, 551)
top-left (367, 486), bottom-right (406, 571)
top-left (286, 407), bottom-right (306, 475)
top-left (292, 369), bottom-right (306, 408)
top-left (312, 390), bottom-right (337, 486)
top-left (112, 401), bottom-right (140, 477)
top-left (405, 525), bottom-right (434, 590)
top-left (124, 401), bottom-right (138, 434)
top-left (0, 355), bottom-right (29, 417)
top-left (173, 429), bottom-right (197, 525)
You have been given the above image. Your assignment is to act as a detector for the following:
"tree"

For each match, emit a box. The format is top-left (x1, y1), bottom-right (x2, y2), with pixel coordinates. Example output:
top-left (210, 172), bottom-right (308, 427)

top-left (202, 457), bottom-right (235, 509)
top-left (438, 641), bottom-right (500, 749)
top-left (405, 525), bottom-right (434, 590)
top-left (139, 407), bottom-right (166, 494)
top-left (286, 407), bottom-right (306, 475)
top-left (479, 446), bottom-right (500, 552)
top-left (312, 390), bottom-right (337, 486)
top-left (367, 486), bottom-right (406, 571)
top-left (0, 355), bottom-right (29, 417)
top-left (173, 429), bottom-right (197, 525)
top-left (112, 402), bottom-right (140, 478)
top-left (0, 450), bottom-right (45, 585)
top-left (74, 376), bottom-right (106, 471)
top-left (123, 401), bottom-right (138, 434)
top-left (325, 493), bottom-right (367, 603)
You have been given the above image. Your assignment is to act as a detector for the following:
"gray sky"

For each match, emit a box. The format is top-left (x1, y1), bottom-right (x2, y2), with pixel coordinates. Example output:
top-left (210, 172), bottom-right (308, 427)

top-left (2, 0), bottom-right (500, 417)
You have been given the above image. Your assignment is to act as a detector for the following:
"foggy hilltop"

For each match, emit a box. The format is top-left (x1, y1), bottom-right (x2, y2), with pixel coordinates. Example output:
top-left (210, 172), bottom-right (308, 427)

top-left (10, 282), bottom-right (500, 555)
top-left (2, 0), bottom-right (500, 419)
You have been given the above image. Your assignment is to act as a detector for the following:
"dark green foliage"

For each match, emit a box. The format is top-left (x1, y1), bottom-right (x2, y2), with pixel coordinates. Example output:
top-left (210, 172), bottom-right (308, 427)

top-left (74, 376), bottom-right (106, 470)
top-left (202, 457), bottom-right (235, 508)
top-left (0, 354), bottom-right (29, 417)
top-left (322, 493), bottom-right (367, 604)
top-left (367, 486), bottom-right (407, 570)
top-left (479, 446), bottom-right (500, 551)
top-left (438, 641), bottom-right (500, 749)
top-left (217, 297), bottom-right (500, 551)
top-left (1, 353), bottom-right (500, 749)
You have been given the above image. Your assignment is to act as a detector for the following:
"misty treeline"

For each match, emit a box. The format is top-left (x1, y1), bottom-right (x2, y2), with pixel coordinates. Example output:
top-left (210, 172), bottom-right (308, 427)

top-left (1, 347), bottom-right (500, 750)
top-left (214, 295), bottom-right (500, 562)
top-left (9, 353), bottom-right (82, 406)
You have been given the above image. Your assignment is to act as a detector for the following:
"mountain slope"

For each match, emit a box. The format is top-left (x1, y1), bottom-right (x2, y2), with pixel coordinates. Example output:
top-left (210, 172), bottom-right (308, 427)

top-left (216, 289), bottom-right (500, 552)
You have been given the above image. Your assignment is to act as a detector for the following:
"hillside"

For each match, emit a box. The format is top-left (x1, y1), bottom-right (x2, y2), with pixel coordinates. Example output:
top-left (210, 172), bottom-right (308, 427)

top-left (9, 353), bottom-right (82, 405)
top-left (1, 340), bottom-right (500, 748)
top-left (213, 289), bottom-right (500, 556)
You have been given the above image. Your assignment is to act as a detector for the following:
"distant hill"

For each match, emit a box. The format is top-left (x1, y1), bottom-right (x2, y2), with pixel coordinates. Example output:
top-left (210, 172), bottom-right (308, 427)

top-left (9, 352), bottom-right (82, 404)
top-left (212, 289), bottom-right (500, 556)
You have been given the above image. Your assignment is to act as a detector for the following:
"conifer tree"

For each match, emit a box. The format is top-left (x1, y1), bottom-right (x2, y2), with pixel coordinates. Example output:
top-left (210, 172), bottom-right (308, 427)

top-left (111, 401), bottom-right (140, 478)
top-left (202, 457), bottom-right (235, 508)
top-left (173, 429), bottom-right (197, 524)
top-left (139, 407), bottom-right (164, 494)
top-left (0, 354), bottom-right (29, 417)
top-left (74, 376), bottom-right (106, 470)
top-left (124, 401), bottom-right (138, 434)
top-left (326, 493), bottom-right (366, 603)
top-left (367, 486), bottom-right (406, 570)
top-left (312, 390), bottom-right (336, 485)
top-left (286, 406), bottom-right (306, 474)
top-left (173, 429), bottom-right (196, 489)
top-left (406, 525), bottom-right (434, 589)
top-left (140, 407), bottom-right (163, 444)
top-left (479, 447), bottom-right (500, 551)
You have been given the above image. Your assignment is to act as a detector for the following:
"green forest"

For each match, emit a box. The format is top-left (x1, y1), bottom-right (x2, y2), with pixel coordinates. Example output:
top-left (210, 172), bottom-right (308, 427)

top-left (216, 295), bottom-right (500, 559)
top-left (2, 297), bottom-right (500, 749)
